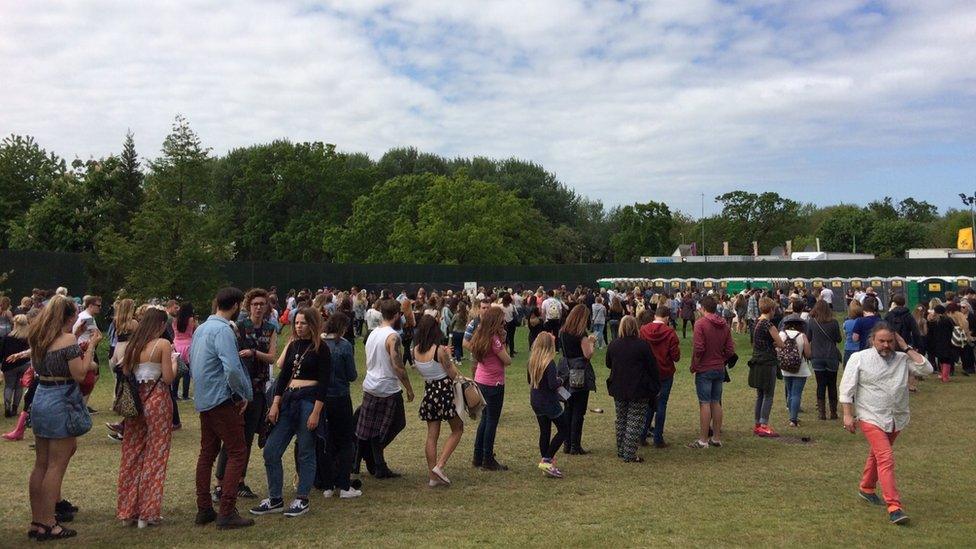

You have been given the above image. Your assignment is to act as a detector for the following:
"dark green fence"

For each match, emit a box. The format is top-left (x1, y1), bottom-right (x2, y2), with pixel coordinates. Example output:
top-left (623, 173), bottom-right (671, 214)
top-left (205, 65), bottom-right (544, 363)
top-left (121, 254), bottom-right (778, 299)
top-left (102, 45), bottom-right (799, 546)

top-left (2, 249), bottom-right (973, 299)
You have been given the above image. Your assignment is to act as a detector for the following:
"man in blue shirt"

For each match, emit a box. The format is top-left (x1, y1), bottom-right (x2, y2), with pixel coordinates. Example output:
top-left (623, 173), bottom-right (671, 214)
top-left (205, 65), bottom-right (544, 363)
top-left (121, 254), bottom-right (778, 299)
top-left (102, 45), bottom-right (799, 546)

top-left (190, 287), bottom-right (254, 530)
top-left (852, 296), bottom-right (882, 351)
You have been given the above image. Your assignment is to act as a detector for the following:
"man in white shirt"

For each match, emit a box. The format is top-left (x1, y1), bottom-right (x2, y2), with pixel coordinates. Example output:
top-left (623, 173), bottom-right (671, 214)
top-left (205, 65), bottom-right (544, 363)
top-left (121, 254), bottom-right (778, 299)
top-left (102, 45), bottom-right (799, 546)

top-left (839, 322), bottom-right (932, 526)
top-left (72, 295), bottom-right (102, 407)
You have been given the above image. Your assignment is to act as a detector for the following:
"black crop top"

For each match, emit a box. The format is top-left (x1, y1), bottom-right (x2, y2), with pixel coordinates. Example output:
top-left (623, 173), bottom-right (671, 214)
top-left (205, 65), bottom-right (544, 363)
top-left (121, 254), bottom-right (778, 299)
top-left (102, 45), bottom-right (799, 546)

top-left (275, 338), bottom-right (332, 402)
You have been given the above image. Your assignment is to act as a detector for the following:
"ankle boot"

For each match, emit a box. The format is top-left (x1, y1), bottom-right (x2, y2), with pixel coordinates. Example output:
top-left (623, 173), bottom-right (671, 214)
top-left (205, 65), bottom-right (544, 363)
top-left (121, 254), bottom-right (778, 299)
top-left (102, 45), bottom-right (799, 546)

top-left (3, 411), bottom-right (28, 441)
top-left (829, 397), bottom-right (838, 420)
top-left (941, 364), bottom-right (950, 383)
top-left (817, 399), bottom-right (826, 420)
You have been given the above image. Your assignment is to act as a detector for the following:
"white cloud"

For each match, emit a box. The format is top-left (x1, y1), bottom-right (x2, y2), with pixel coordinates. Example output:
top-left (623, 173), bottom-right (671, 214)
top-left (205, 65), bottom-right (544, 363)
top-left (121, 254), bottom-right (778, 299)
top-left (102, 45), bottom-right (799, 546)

top-left (0, 0), bottom-right (974, 217)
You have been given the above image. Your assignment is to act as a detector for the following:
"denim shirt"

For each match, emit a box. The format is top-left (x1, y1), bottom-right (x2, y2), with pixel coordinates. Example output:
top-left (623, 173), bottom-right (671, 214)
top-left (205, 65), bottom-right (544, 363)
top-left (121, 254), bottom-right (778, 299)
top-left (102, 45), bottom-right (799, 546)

top-left (324, 336), bottom-right (358, 398)
top-left (190, 315), bottom-right (253, 412)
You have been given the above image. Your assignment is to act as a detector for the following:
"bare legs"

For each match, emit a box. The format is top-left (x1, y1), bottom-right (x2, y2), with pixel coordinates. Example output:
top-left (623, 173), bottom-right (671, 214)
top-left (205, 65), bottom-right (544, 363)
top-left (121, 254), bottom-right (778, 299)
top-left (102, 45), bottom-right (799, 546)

top-left (29, 437), bottom-right (76, 534)
top-left (425, 417), bottom-right (464, 483)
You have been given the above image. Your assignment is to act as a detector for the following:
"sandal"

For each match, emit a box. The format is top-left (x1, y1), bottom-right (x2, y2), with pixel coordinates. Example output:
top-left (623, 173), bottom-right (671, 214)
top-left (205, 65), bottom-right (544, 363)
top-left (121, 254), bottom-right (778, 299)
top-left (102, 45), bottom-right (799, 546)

top-left (27, 521), bottom-right (45, 539)
top-left (35, 522), bottom-right (77, 542)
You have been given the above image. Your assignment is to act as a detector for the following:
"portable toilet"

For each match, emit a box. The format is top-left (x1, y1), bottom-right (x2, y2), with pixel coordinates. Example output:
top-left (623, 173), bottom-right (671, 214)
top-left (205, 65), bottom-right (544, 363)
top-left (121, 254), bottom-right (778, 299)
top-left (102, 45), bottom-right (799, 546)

top-left (726, 278), bottom-right (750, 295)
top-left (719, 279), bottom-right (729, 293)
top-left (669, 278), bottom-right (684, 294)
top-left (597, 278), bottom-right (614, 290)
top-left (918, 277), bottom-right (952, 305)
top-left (684, 278), bottom-right (701, 291)
top-left (811, 278), bottom-right (827, 297)
top-left (828, 277), bottom-right (845, 299)
top-left (888, 276), bottom-right (908, 306)
top-left (957, 276), bottom-right (972, 294)
top-left (702, 278), bottom-right (718, 293)
top-left (868, 277), bottom-right (886, 306)
top-left (791, 278), bottom-right (809, 294)
top-left (850, 278), bottom-right (865, 294)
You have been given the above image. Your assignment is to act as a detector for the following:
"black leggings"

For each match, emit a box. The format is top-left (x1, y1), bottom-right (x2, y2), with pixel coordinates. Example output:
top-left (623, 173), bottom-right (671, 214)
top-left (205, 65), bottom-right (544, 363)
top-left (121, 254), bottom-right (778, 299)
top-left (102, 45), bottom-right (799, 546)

top-left (505, 321), bottom-right (517, 355)
top-left (537, 413), bottom-right (570, 460)
top-left (682, 318), bottom-right (693, 338)
top-left (564, 390), bottom-right (590, 450)
top-left (814, 370), bottom-right (838, 402)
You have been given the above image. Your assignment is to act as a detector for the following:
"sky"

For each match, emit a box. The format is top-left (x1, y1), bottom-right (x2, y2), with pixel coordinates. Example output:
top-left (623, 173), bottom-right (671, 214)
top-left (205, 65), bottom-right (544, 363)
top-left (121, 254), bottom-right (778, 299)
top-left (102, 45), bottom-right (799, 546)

top-left (1, 0), bottom-right (974, 217)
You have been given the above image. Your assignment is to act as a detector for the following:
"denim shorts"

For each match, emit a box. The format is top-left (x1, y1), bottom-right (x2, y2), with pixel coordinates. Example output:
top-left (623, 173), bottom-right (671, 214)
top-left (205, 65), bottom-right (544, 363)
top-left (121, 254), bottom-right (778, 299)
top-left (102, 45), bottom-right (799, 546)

top-left (694, 370), bottom-right (725, 403)
top-left (31, 382), bottom-right (90, 439)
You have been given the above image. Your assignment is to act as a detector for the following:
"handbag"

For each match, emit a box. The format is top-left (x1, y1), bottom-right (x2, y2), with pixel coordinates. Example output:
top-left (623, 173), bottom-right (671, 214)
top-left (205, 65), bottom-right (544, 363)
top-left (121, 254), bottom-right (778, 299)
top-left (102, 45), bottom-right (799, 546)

top-left (112, 374), bottom-right (148, 418)
top-left (175, 354), bottom-right (190, 378)
top-left (560, 356), bottom-right (589, 390)
top-left (63, 382), bottom-right (93, 437)
top-left (20, 366), bottom-right (34, 388)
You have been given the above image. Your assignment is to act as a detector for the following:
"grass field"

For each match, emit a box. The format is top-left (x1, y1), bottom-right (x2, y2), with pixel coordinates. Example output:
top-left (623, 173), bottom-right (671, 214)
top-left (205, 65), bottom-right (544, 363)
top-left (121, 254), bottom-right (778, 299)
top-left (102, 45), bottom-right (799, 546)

top-left (1, 325), bottom-right (974, 548)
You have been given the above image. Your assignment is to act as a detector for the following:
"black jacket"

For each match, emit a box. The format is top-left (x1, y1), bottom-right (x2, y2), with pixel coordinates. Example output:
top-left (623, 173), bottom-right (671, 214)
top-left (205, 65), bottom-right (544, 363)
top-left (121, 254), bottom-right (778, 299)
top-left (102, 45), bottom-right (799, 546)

top-left (884, 307), bottom-right (922, 350)
top-left (605, 336), bottom-right (660, 401)
top-left (927, 316), bottom-right (958, 362)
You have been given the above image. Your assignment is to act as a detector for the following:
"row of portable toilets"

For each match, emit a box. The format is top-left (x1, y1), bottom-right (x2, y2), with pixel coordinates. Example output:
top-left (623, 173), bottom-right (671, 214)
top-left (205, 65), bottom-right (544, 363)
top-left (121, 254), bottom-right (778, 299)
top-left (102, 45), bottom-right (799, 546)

top-left (596, 276), bottom-right (971, 310)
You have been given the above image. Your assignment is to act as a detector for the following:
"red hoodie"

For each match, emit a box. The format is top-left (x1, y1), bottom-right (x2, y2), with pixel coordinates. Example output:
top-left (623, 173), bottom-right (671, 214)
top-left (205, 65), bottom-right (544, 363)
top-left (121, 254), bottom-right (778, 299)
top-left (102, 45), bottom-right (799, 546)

top-left (639, 320), bottom-right (680, 379)
top-left (691, 313), bottom-right (735, 373)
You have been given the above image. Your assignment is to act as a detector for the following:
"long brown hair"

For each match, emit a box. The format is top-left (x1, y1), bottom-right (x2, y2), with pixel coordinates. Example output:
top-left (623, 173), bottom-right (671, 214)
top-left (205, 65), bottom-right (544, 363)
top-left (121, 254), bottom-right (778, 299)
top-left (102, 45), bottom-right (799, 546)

top-left (293, 307), bottom-right (323, 352)
top-left (123, 308), bottom-right (168, 375)
top-left (809, 299), bottom-right (834, 323)
top-left (27, 295), bottom-right (77, 367)
top-left (471, 307), bottom-right (505, 361)
top-left (560, 304), bottom-right (590, 337)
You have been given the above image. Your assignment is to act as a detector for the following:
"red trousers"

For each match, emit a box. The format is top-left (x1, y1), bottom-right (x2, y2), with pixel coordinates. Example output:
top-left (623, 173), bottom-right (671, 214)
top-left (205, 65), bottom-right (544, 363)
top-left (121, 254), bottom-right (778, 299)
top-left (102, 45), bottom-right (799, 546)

top-left (859, 421), bottom-right (901, 513)
top-left (117, 383), bottom-right (173, 521)
top-left (196, 400), bottom-right (246, 517)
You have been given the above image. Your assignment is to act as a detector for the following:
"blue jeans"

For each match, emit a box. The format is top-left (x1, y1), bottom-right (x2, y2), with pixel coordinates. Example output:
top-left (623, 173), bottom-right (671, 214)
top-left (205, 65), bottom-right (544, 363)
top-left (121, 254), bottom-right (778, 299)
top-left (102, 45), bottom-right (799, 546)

top-left (695, 370), bottom-right (724, 403)
top-left (264, 397), bottom-right (317, 499)
top-left (474, 384), bottom-right (505, 462)
top-left (784, 377), bottom-right (807, 422)
top-left (642, 375), bottom-right (673, 444)
top-left (591, 324), bottom-right (605, 348)
top-left (451, 332), bottom-right (464, 362)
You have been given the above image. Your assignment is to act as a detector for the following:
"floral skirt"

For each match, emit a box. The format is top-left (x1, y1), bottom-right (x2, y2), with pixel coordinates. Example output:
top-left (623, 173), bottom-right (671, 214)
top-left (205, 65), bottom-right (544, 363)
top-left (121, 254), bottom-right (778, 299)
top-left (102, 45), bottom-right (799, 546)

top-left (419, 377), bottom-right (457, 422)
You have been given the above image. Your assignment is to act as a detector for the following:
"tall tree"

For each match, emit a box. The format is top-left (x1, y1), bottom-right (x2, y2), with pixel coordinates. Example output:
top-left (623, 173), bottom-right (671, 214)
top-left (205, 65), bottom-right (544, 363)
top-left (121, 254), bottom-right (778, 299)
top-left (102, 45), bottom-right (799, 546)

top-left (714, 191), bottom-right (801, 254)
top-left (97, 116), bottom-right (230, 304)
top-left (0, 135), bottom-right (65, 247)
top-left (816, 205), bottom-right (877, 253)
top-left (608, 201), bottom-right (675, 262)
top-left (897, 198), bottom-right (938, 223)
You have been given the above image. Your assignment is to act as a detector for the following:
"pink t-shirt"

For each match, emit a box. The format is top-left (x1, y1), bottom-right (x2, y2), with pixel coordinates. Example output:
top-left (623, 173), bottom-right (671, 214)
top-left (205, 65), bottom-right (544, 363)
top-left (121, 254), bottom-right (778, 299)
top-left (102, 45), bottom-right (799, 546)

top-left (474, 335), bottom-right (506, 386)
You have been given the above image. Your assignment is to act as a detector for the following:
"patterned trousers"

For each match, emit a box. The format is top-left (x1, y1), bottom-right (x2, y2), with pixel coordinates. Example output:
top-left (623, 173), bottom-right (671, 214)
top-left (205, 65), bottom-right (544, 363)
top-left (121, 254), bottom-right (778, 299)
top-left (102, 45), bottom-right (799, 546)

top-left (117, 383), bottom-right (173, 521)
top-left (614, 399), bottom-right (649, 461)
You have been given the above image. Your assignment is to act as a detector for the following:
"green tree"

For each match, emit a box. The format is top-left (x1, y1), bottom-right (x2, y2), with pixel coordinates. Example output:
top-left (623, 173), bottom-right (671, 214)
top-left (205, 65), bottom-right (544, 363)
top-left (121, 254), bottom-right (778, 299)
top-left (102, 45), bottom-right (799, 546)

top-left (867, 219), bottom-right (928, 258)
top-left (897, 198), bottom-right (938, 223)
top-left (816, 205), bottom-right (877, 253)
top-left (713, 191), bottom-right (801, 254)
top-left (8, 172), bottom-right (92, 251)
top-left (608, 201), bottom-right (675, 262)
top-left (0, 135), bottom-right (65, 247)
top-left (866, 197), bottom-right (898, 221)
top-left (97, 116), bottom-right (230, 304)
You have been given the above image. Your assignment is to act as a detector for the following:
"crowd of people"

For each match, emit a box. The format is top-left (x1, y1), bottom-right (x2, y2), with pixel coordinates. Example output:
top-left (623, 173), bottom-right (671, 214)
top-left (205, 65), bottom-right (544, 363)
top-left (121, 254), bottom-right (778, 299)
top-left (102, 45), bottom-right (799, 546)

top-left (1, 279), bottom-right (971, 539)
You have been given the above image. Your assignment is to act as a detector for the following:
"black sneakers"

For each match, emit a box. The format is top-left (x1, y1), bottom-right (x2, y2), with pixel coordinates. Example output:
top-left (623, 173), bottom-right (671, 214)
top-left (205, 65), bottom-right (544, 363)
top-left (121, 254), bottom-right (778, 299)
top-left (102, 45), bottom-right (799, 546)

top-left (249, 498), bottom-right (284, 515)
top-left (283, 498), bottom-right (310, 517)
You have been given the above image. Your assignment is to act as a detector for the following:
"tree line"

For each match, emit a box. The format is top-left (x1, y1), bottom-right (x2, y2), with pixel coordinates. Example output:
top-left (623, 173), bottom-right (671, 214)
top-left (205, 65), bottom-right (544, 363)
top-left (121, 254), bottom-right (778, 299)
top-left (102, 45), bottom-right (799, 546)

top-left (0, 115), bottom-right (966, 303)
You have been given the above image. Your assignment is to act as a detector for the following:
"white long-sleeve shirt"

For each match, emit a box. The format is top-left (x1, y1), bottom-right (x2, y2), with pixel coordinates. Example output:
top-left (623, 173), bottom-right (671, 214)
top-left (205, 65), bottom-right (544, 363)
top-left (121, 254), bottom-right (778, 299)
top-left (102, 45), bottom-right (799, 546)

top-left (838, 347), bottom-right (933, 432)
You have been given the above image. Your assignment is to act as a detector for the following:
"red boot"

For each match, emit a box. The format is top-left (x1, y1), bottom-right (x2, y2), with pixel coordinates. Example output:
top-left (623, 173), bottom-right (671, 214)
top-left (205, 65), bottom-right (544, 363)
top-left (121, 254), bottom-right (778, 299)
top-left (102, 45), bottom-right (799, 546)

top-left (3, 411), bottom-right (28, 441)
top-left (941, 364), bottom-right (951, 383)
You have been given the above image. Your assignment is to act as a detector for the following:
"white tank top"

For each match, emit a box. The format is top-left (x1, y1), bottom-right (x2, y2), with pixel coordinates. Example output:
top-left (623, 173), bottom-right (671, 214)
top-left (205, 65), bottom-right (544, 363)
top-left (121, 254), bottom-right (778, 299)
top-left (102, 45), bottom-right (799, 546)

top-left (134, 339), bottom-right (163, 383)
top-left (413, 345), bottom-right (447, 381)
top-left (363, 326), bottom-right (401, 397)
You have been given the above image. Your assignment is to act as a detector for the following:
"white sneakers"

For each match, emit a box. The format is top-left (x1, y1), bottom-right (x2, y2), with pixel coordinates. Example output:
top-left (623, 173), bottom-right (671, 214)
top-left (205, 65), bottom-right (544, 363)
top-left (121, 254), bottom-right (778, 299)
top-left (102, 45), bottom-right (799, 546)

top-left (323, 488), bottom-right (362, 499)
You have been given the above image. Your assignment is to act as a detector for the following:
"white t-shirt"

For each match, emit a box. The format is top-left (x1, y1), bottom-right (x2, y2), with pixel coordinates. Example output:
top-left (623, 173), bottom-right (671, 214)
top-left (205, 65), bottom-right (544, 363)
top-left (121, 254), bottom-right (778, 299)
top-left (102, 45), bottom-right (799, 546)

top-left (73, 310), bottom-right (97, 344)
top-left (363, 326), bottom-right (402, 397)
top-left (541, 297), bottom-right (562, 321)
top-left (779, 329), bottom-right (812, 377)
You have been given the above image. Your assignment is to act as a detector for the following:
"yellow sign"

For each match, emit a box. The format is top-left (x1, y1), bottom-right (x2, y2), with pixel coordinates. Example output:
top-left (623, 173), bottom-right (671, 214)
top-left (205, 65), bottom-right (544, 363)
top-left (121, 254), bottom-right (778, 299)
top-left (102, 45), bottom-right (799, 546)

top-left (851, 280), bottom-right (863, 288)
top-left (929, 283), bottom-right (942, 292)
top-left (704, 281), bottom-right (713, 288)
top-left (959, 227), bottom-right (974, 251)
top-left (892, 280), bottom-right (903, 287)
top-left (871, 280), bottom-right (882, 287)
top-left (654, 281), bottom-right (663, 287)
top-left (832, 281), bottom-right (842, 287)
top-left (959, 279), bottom-right (971, 287)
top-left (671, 282), bottom-right (679, 288)
top-left (813, 281), bottom-right (823, 288)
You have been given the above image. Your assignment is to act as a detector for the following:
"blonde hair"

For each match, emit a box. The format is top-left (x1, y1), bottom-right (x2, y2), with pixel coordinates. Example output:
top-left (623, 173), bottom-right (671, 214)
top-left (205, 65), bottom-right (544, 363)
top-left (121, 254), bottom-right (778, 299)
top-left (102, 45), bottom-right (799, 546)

top-left (9, 314), bottom-right (29, 339)
top-left (27, 295), bottom-right (77, 366)
top-left (113, 298), bottom-right (136, 336)
top-left (528, 332), bottom-right (556, 389)
top-left (619, 315), bottom-right (639, 337)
